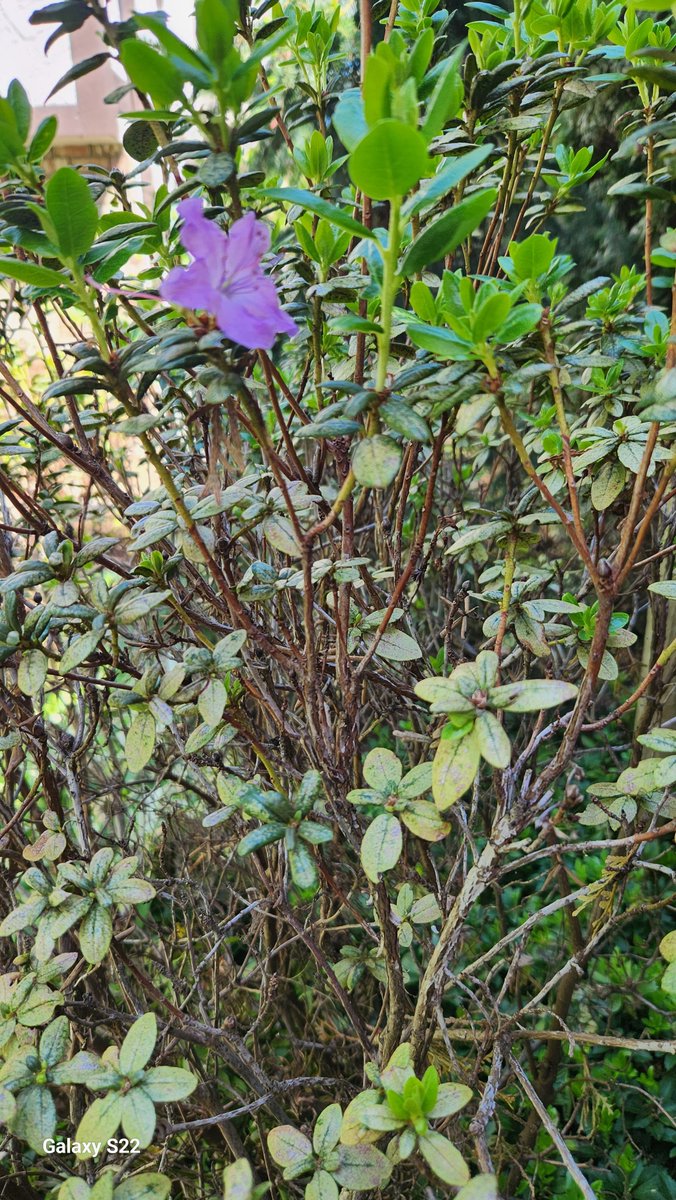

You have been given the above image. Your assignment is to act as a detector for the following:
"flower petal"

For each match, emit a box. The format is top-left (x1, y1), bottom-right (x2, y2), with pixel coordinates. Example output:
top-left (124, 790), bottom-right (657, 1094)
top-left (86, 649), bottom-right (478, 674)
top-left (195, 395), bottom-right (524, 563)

top-left (176, 197), bottom-right (227, 284)
top-left (159, 261), bottom-right (218, 313)
top-left (224, 211), bottom-right (270, 278)
top-left (214, 286), bottom-right (297, 350)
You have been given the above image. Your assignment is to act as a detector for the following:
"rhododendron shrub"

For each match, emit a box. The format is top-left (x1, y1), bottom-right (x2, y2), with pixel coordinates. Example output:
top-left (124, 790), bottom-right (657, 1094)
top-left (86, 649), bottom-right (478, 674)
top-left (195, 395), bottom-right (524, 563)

top-left (0, 1), bottom-right (674, 1198)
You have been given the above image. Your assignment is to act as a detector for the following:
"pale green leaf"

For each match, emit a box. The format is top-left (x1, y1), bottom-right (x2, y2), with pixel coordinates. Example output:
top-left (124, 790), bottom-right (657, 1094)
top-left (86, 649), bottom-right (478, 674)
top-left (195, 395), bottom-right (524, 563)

top-left (418, 1130), bottom-right (470, 1186)
top-left (119, 1012), bottom-right (156, 1075)
top-left (432, 727), bottom-right (481, 810)
top-left (360, 813), bottom-right (403, 882)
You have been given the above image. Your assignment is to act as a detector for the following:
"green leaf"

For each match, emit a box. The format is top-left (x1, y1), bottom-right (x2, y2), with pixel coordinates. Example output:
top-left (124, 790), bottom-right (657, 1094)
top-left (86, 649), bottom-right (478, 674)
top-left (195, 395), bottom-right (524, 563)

top-left (369, 627), bottom-right (422, 661)
top-left (659, 931), bottom-right (676, 963)
top-left (45, 168), bottom-right (98, 260)
top-left (78, 903), bottom-right (113, 964)
top-left (27, 116), bottom-right (58, 162)
top-left (494, 303), bottom-right (542, 343)
top-left (428, 1082), bottom-right (473, 1118)
top-left (649, 580), bottom-right (676, 600)
top-left (418, 1130), bottom-right (470, 1186)
top-left (306, 1172), bottom-right (338, 1200)
top-left (125, 711), bottom-right (157, 772)
top-left (363, 746), bottom-right (402, 791)
top-left (0, 257), bottom-right (65, 288)
top-left (397, 761), bottom-right (433, 798)
top-left (332, 88), bottom-right (368, 152)
top-left (223, 1160), bottom-right (254, 1200)
top-left (415, 677), bottom-right (475, 712)
top-left (0, 897), bottom-right (46, 936)
top-left (8, 80), bottom-right (31, 142)
top-left (107, 877), bottom-right (156, 904)
top-left (12, 1084), bottom-right (56, 1154)
top-left (121, 1087), bottom-right (156, 1147)
top-left (334, 1143), bottom-right (393, 1189)
top-left (313, 1103), bottom-right (342, 1155)
top-left (263, 513), bottom-right (301, 556)
top-left (17, 984), bottom-right (61, 1026)
top-left (352, 435), bottom-right (402, 488)
top-left (456, 1177), bottom-right (500, 1200)
top-left (400, 189), bottom-right (496, 275)
top-left (433, 727), bottom-right (481, 810)
top-left (422, 50), bottom-right (464, 139)
top-left (508, 234), bottom-right (556, 279)
top-left (380, 398), bottom-right (430, 442)
top-left (349, 120), bottom-right (431, 201)
top-left (401, 800), bottom-right (450, 841)
top-left (46, 54), bottom-right (112, 102)
top-left (268, 1125), bottom-right (313, 1168)
top-left (0, 1086), bottom-right (15, 1124)
top-left (662, 960), bottom-right (676, 997)
top-left (591, 459), bottom-right (626, 510)
top-left (119, 39), bottom-right (185, 107)
top-left (39, 1015), bottom-right (70, 1066)
top-left (474, 711), bottom-right (511, 769)
top-left (75, 1093), bottom-right (123, 1158)
top-left (51, 1050), bottom-right (102, 1086)
top-left (410, 893), bottom-right (442, 923)
top-left (360, 813), bottom-right (403, 882)
top-left (259, 188), bottom-right (374, 238)
top-left (288, 841), bottom-right (318, 894)
top-left (115, 1176), bottom-right (172, 1200)
top-left (407, 146), bottom-right (494, 216)
top-left (199, 678), bottom-right (227, 726)
top-left (142, 1065), bottom-right (197, 1102)
top-left (116, 589), bottom-right (170, 623)
top-left (59, 628), bottom-right (105, 673)
top-left (489, 678), bottom-right (577, 711)
top-left (196, 0), bottom-right (236, 62)
top-left (473, 293), bottom-right (512, 341)
top-left (237, 824), bottom-right (286, 856)
top-left (18, 649), bottom-right (48, 696)
top-left (119, 1012), bottom-right (157, 1075)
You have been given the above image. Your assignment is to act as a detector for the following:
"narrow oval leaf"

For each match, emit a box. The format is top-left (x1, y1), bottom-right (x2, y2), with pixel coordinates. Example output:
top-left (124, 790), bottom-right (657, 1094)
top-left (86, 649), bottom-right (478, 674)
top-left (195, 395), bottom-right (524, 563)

top-left (432, 727), bottom-right (480, 810)
top-left (360, 813), bottom-right (403, 883)
top-left (418, 1130), bottom-right (470, 1186)
top-left (119, 1011), bottom-right (157, 1076)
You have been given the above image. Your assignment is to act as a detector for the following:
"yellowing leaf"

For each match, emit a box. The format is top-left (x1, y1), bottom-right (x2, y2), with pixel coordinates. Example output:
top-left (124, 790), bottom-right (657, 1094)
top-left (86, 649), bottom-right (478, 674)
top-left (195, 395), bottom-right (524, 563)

top-left (432, 727), bottom-right (480, 810)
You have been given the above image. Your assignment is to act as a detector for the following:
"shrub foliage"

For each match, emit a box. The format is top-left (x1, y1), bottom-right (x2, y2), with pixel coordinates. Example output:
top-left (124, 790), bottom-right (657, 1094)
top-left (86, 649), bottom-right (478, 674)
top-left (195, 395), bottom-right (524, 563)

top-left (0, 1), bottom-right (674, 1198)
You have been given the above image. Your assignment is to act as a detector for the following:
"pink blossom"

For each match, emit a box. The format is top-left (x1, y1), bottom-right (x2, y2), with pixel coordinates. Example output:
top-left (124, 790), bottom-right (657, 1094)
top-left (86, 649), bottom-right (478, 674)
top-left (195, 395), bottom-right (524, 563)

top-left (159, 197), bottom-right (297, 351)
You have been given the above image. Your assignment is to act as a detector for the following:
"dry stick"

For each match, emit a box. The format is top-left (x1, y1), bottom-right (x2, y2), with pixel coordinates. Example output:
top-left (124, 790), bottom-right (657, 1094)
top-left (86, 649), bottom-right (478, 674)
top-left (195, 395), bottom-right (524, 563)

top-left (258, 352), bottom-right (312, 486)
top-left (645, 133), bottom-right (654, 306)
top-left (280, 903), bottom-right (374, 1055)
top-left (508, 81), bottom-right (563, 246)
top-left (614, 419), bottom-right (659, 573)
top-left (261, 352), bottom-right (311, 426)
top-left (540, 312), bottom-right (591, 568)
top-left (113, 943), bottom-right (289, 1121)
top-left (445, 1026), bottom-right (676, 1054)
top-left (0, 363), bottom-right (131, 514)
top-left (497, 396), bottom-right (598, 584)
top-left (164, 1077), bottom-right (343, 1134)
top-left (581, 633), bottom-right (676, 732)
top-left (509, 1055), bottom-right (597, 1200)
top-left (497, 820), bottom-right (676, 875)
top-left (31, 299), bottom-right (90, 454)
top-left (383, 0), bottom-right (399, 40)
top-left (618, 448), bottom-right (676, 584)
top-left (494, 531), bottom-right (517, 663)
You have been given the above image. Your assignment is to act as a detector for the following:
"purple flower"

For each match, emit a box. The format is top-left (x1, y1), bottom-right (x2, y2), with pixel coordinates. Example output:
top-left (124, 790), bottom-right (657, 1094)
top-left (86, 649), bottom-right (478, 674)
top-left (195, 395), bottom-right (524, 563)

top-left (159, 197), bottom-right (297, 351)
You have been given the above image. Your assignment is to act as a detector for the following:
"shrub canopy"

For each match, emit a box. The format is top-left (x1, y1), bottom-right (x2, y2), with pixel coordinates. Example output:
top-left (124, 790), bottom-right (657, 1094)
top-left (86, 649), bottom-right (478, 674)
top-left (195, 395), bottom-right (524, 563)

top-left (0, 1), bottom-right (674, 1199)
